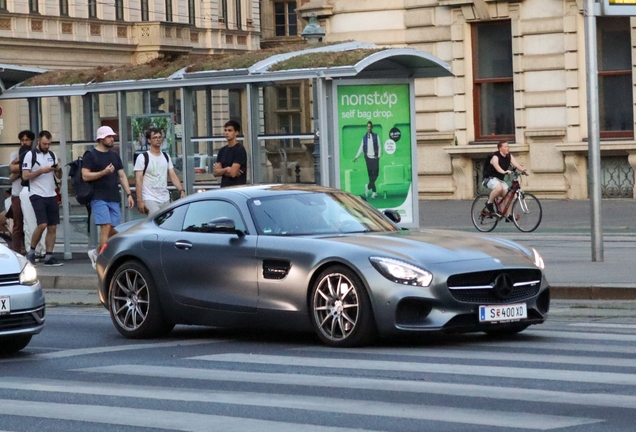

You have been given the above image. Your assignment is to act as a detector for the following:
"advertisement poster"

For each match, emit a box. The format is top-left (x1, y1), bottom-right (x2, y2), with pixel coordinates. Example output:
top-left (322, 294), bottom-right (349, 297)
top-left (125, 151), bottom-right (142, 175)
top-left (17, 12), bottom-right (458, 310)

top-left (337, 83), bottom-right (414, 224)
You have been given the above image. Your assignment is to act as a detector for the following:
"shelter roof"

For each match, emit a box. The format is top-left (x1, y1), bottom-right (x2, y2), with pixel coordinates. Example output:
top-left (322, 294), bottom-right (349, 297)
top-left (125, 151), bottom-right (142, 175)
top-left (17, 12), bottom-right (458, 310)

top-left (0, 42), bottom-right (452, 99)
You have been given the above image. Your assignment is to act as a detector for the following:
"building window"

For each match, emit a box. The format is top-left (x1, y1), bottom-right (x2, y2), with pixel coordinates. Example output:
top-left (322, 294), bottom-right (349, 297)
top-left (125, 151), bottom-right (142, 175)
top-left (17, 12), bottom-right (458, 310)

top-left (275, 1), bottom-right (297, 36)
top-left (220, 0), bottom-right (228, 29)
top-left (29, 0), bottom-right (38, 13)
top-left (88, 0), bottom-right (96, 18)
top-left (165, 0), bottom-right (172, 22)
top-left (235, 0), bottom-right (242, 30)
top-left (0, 0), bottom-right (6, 11)
top-left (472, 21), bottom-right (515, 141)
top-left (59, 0), bottom-right (68, 16)
top-left (598, 17), bottom-right (633, 138)
top-left (276, 85), bottom-right (302, 147)
top-left (188, 0), bottom-right (195, 25)
top-left (115, 0), bottom-right (124, 20)
top-left (141, 0), bottom-right (149, 21)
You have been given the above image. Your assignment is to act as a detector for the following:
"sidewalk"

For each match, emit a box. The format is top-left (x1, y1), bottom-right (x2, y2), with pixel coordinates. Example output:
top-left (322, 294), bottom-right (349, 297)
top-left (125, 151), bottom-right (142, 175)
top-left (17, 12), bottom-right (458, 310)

top-left (36, 198), bottom-right (636, 305)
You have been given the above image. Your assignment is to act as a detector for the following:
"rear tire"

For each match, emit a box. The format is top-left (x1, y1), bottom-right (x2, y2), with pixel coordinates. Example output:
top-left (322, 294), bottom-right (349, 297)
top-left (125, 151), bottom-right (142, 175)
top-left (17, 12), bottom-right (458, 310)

top-left (310, 265), bottom-right (376, 347)
top-left (0, 335), bottom-right (32, 355)
top-left (471, 194), bottom-right (498, 232)
top-left (512, 193), bottom-right (542, 232)
top-left (109, 261), bottom-right (174, 339)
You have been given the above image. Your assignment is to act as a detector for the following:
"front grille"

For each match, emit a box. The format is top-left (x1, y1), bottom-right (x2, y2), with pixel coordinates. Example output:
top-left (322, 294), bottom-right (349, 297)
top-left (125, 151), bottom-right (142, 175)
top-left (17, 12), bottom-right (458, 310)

top-left (0, 311), bottom-right (39, 332)
top-left (0, 273), bottom-right (20, 286)
top-left (447, 269), bottom-right (542, 304)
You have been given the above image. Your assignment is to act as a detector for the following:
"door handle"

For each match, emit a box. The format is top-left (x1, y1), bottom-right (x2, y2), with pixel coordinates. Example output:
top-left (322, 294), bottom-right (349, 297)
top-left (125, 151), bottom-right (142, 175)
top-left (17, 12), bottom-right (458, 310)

top-left (174, 240), bottom-right (193, 250)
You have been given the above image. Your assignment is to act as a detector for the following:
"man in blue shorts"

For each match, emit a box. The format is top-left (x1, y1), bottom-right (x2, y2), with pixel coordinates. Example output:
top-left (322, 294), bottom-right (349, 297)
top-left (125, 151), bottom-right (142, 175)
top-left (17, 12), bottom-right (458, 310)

top-left (82, 126), bottom-right (134, 268)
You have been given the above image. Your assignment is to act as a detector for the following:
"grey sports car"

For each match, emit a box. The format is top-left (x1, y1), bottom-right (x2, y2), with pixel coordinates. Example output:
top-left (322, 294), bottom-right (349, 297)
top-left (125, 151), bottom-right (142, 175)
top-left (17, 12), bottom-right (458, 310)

top-left (0, 243), bottom-right (45, 354)
top-left (96, 185), bottom-right (549, 347)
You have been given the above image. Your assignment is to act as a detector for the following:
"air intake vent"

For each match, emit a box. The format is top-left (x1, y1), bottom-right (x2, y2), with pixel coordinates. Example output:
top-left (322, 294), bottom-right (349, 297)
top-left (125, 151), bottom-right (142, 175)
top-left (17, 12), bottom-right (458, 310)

top-left (263, 259), bottom-right (291, 280)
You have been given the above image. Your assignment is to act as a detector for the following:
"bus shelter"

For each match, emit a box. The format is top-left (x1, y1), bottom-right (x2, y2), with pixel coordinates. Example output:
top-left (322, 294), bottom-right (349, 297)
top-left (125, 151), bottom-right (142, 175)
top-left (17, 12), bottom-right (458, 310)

top-left (0, 42), bottom-right (452, 258)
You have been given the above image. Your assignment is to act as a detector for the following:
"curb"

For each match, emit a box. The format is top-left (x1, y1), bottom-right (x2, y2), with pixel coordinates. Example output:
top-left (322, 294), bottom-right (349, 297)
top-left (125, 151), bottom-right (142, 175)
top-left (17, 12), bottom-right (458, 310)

top-left (39, 275), bottom-right (98, 291)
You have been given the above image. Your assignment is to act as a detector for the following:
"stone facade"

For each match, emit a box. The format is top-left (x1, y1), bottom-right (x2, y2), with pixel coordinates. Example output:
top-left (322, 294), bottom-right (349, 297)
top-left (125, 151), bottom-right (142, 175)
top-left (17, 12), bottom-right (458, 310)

top-left (299, 0), bottom-right (636, 199)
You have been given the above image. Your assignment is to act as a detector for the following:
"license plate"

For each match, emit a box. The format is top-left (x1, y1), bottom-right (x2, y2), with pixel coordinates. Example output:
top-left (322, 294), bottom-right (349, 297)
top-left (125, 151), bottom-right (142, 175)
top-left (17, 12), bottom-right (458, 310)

top-left (479, 303), bottom-right (527, 323)
top-left (0, 296), bottom-right (10, 315)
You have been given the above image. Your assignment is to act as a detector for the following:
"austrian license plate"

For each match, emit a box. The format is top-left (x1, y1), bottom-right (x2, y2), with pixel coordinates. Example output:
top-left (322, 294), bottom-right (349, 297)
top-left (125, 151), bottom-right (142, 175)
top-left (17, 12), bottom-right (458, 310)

top-left (0, 296), bottom-right (10, 315)
top-left (479, 303), bottom-right (527, 323)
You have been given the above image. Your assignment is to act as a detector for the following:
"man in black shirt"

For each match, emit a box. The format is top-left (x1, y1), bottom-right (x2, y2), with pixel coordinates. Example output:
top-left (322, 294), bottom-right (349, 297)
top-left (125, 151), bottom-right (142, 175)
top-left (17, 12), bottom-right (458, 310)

top-left (213, 120), bottom-right (247, 187)
top-left (82, 126), bottom-right (134, 268)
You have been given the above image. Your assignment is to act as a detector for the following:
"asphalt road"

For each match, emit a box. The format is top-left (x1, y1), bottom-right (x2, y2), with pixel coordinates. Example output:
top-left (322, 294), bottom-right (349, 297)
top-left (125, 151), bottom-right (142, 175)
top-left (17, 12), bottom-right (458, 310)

top-left (1, 305), bottom-right (636, 431)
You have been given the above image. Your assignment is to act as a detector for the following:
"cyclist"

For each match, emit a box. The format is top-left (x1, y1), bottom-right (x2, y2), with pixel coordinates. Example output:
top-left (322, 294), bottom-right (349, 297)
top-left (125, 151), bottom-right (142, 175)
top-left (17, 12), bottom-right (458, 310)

top-left (482, 140), bottom-right (526, 218)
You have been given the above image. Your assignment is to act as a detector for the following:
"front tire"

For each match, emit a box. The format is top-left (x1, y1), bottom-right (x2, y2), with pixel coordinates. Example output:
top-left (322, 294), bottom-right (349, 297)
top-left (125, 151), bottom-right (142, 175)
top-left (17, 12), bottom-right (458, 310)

top-left (512, 193), bottom-right (542, 232)
top-left (109, 261), bottom-right (174, 339)
top-left (471, 194), bottom-right (498, 232)
top-left (310, 265), bottom-right (376, 347)
top-left (0, 335), bottom-right (32, 355)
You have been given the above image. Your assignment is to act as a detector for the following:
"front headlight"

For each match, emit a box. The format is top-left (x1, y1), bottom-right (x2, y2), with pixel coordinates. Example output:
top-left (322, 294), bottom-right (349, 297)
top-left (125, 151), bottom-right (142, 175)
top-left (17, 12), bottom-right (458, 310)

top-left (19, 261), bottom-right (38, 286)
top-left (531, 248), bottom-right (545, 270)
top-left (370, 257), bottom-right (433, 287)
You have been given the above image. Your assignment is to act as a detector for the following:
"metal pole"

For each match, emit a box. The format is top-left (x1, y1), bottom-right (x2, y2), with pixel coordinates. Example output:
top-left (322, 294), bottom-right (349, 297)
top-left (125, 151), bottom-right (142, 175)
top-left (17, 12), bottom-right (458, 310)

top-left (584, 0), bottom-right (604, 261)
top-left (117, 91), bottom-right (130, 222)
top-left (58, 97), bottom-right (71, 260)
top-left (180, 87), bottom-right (195, 195)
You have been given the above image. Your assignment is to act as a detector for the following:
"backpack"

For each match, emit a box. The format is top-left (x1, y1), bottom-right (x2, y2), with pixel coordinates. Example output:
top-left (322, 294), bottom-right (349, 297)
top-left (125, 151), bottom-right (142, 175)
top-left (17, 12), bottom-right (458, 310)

top-left (141, 151), bottom-right (170, 175)
top-left (20, 149), bottom-right (56, 188)
top-left (67, 149), bottom-right (95, 205)
top-left (482, 153), bottom-right (495, 179)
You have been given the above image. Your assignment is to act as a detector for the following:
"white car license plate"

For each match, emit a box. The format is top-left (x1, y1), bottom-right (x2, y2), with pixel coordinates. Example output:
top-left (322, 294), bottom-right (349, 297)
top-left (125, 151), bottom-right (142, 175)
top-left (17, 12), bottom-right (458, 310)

top-left (0, 296), bottom-right (10, 315)
top-left (479, 303), bottom-right (527, 323)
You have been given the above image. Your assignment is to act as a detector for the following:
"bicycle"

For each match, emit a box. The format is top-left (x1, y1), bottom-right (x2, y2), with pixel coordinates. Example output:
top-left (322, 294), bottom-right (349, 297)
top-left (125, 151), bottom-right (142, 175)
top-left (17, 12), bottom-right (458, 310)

top-left (471, 168), bottom-right (543, 233)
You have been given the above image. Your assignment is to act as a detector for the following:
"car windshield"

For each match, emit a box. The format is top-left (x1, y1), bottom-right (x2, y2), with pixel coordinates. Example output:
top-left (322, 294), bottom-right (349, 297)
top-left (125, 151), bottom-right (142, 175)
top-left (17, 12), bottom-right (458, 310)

top-left (248, 192), bottom-right (398, 236)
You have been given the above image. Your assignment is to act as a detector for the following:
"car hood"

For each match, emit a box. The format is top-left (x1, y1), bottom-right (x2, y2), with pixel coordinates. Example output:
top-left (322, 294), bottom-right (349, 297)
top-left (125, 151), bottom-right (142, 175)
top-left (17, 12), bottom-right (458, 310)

top-left (0, 246), bottom-right (22, 274)
top-left (328, 229), bottom-right (535, 267)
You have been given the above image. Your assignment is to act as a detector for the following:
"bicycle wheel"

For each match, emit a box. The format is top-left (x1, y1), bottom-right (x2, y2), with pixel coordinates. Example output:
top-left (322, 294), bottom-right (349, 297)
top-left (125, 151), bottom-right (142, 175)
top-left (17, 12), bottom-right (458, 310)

top-left (471, 194), bottom-right (498, 232)
top-left (512, 192), bottom-right (542, 232)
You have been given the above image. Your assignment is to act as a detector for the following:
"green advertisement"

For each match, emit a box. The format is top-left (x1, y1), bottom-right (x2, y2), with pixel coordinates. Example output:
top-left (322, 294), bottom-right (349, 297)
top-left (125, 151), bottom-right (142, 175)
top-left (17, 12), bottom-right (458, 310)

top-left (337, 83), bottom-right (414, 223)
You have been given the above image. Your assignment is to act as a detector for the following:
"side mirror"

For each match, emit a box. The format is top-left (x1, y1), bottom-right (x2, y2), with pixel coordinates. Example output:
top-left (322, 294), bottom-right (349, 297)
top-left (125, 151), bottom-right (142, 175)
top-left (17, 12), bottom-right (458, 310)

top-left (383, 209), bottom-right (401, 224)
top-left (205, 217), bottom-right (245, 236)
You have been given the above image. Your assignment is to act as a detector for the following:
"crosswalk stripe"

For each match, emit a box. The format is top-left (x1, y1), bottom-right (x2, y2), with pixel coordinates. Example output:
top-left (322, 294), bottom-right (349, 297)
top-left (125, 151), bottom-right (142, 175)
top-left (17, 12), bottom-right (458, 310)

top-left (0, 379), bottom-right (602, 430)
top-left (568, 323), bottom-right (636, 329)
top-left (525, 329), bottom-right (636, 341)
top-left (188, 353), bottom-right (636, 386)
top-left (293, 347), bottom-right (636, 368)
top-left (479, 340), bottom-right (636, 355)
top-left (0, 398), bottom-right (368, 432)
top-left (77, 365), bottom-right (636, 410)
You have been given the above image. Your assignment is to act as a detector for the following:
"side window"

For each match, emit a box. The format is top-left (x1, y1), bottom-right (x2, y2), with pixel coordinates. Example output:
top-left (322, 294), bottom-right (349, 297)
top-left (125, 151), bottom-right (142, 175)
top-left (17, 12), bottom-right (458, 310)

top-left (182, 200), bottom-right (246, 233)
top-left (154, 204), bottom-right (188, 231)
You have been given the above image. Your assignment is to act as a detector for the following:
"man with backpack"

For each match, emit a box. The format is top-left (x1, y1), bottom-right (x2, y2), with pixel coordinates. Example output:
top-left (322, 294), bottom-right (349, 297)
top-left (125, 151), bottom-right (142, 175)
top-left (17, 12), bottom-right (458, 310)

top-left (82, 126), bottom-right (134, 268)
top-left (21, 130), bottom-right (63, 266)
top-left (134, 127), bottom-right (185, 215)
top-left (482, 140), bottom-right (526, 218)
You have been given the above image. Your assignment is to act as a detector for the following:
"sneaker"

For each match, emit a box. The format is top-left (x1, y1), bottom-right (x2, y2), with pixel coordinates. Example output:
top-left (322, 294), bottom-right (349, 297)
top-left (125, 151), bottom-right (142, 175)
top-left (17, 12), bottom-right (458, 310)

top-left (486, 203), bottom-right (501, 217)
top-left (25, 251), bottom-right (36, 265)
top-left (371, 192), bottom-right (377, 199)
top-left (505, 215), bottom-right (515, 223)
top-left (88, 248), bottom-right (98, 270)
top-left (364, 184), bottom-right (370, 197)
top-left (43, 257), bottom-right (63, 267)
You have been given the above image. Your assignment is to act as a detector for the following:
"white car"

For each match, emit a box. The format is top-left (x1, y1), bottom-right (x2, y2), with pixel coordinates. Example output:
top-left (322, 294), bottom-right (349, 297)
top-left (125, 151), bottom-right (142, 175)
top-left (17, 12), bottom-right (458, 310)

top-left (0, 243), bottom-right (45, 355)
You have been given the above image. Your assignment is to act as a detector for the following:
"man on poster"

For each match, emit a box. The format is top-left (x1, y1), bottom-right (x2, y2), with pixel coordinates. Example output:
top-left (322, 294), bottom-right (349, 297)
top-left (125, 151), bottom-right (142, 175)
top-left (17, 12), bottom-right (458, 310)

top-left (353, 121), bottom-right (381, 199)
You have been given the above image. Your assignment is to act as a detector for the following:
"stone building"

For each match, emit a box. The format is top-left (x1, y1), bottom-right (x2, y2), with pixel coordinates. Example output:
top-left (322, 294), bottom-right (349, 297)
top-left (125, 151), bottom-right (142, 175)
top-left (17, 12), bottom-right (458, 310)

top-left (298, 0), bottom-right (636, 199)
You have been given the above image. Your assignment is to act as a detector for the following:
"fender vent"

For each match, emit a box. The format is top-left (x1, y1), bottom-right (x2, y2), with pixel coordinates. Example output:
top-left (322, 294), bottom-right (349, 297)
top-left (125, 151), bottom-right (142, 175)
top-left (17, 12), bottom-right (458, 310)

top-left (263, 259), bottom-right (291, 280)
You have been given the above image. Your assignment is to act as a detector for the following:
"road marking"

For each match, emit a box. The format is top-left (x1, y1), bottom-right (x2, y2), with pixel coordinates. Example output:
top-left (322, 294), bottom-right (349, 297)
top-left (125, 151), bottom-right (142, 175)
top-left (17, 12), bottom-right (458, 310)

top-left (0, 339), bottom-right (225, 363)
top-left (0, 379), bottom-right (601, 430)
top-left (77, 365), bottom-right (636, 410)
top-left (189, 353), bottom-right (636, 386)
top-left (293, 347), bottom-right (636, 368)
top-left (568, 323), bottom-right (636, 329)
top-left (0, 398), bottom-right (367, 432)
top-left (478, 340), bottom-right (636, 355)
top-left (525, 329), bottom-right (636, 342)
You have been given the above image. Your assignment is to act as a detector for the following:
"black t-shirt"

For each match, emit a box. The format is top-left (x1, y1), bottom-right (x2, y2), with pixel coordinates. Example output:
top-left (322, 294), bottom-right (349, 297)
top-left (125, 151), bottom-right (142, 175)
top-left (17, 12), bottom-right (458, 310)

top-left (82, 149), bottom-right (124, 202)
top-left (483, 151), bottom-right (511, 181)
top-left (217, 143), bottom-right (247, 187)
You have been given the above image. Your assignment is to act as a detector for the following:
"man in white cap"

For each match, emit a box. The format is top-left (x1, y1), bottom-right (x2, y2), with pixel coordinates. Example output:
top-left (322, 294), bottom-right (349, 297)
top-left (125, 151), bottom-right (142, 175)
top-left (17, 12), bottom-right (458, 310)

top-left (82, 126), bottom-right (134, 268)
